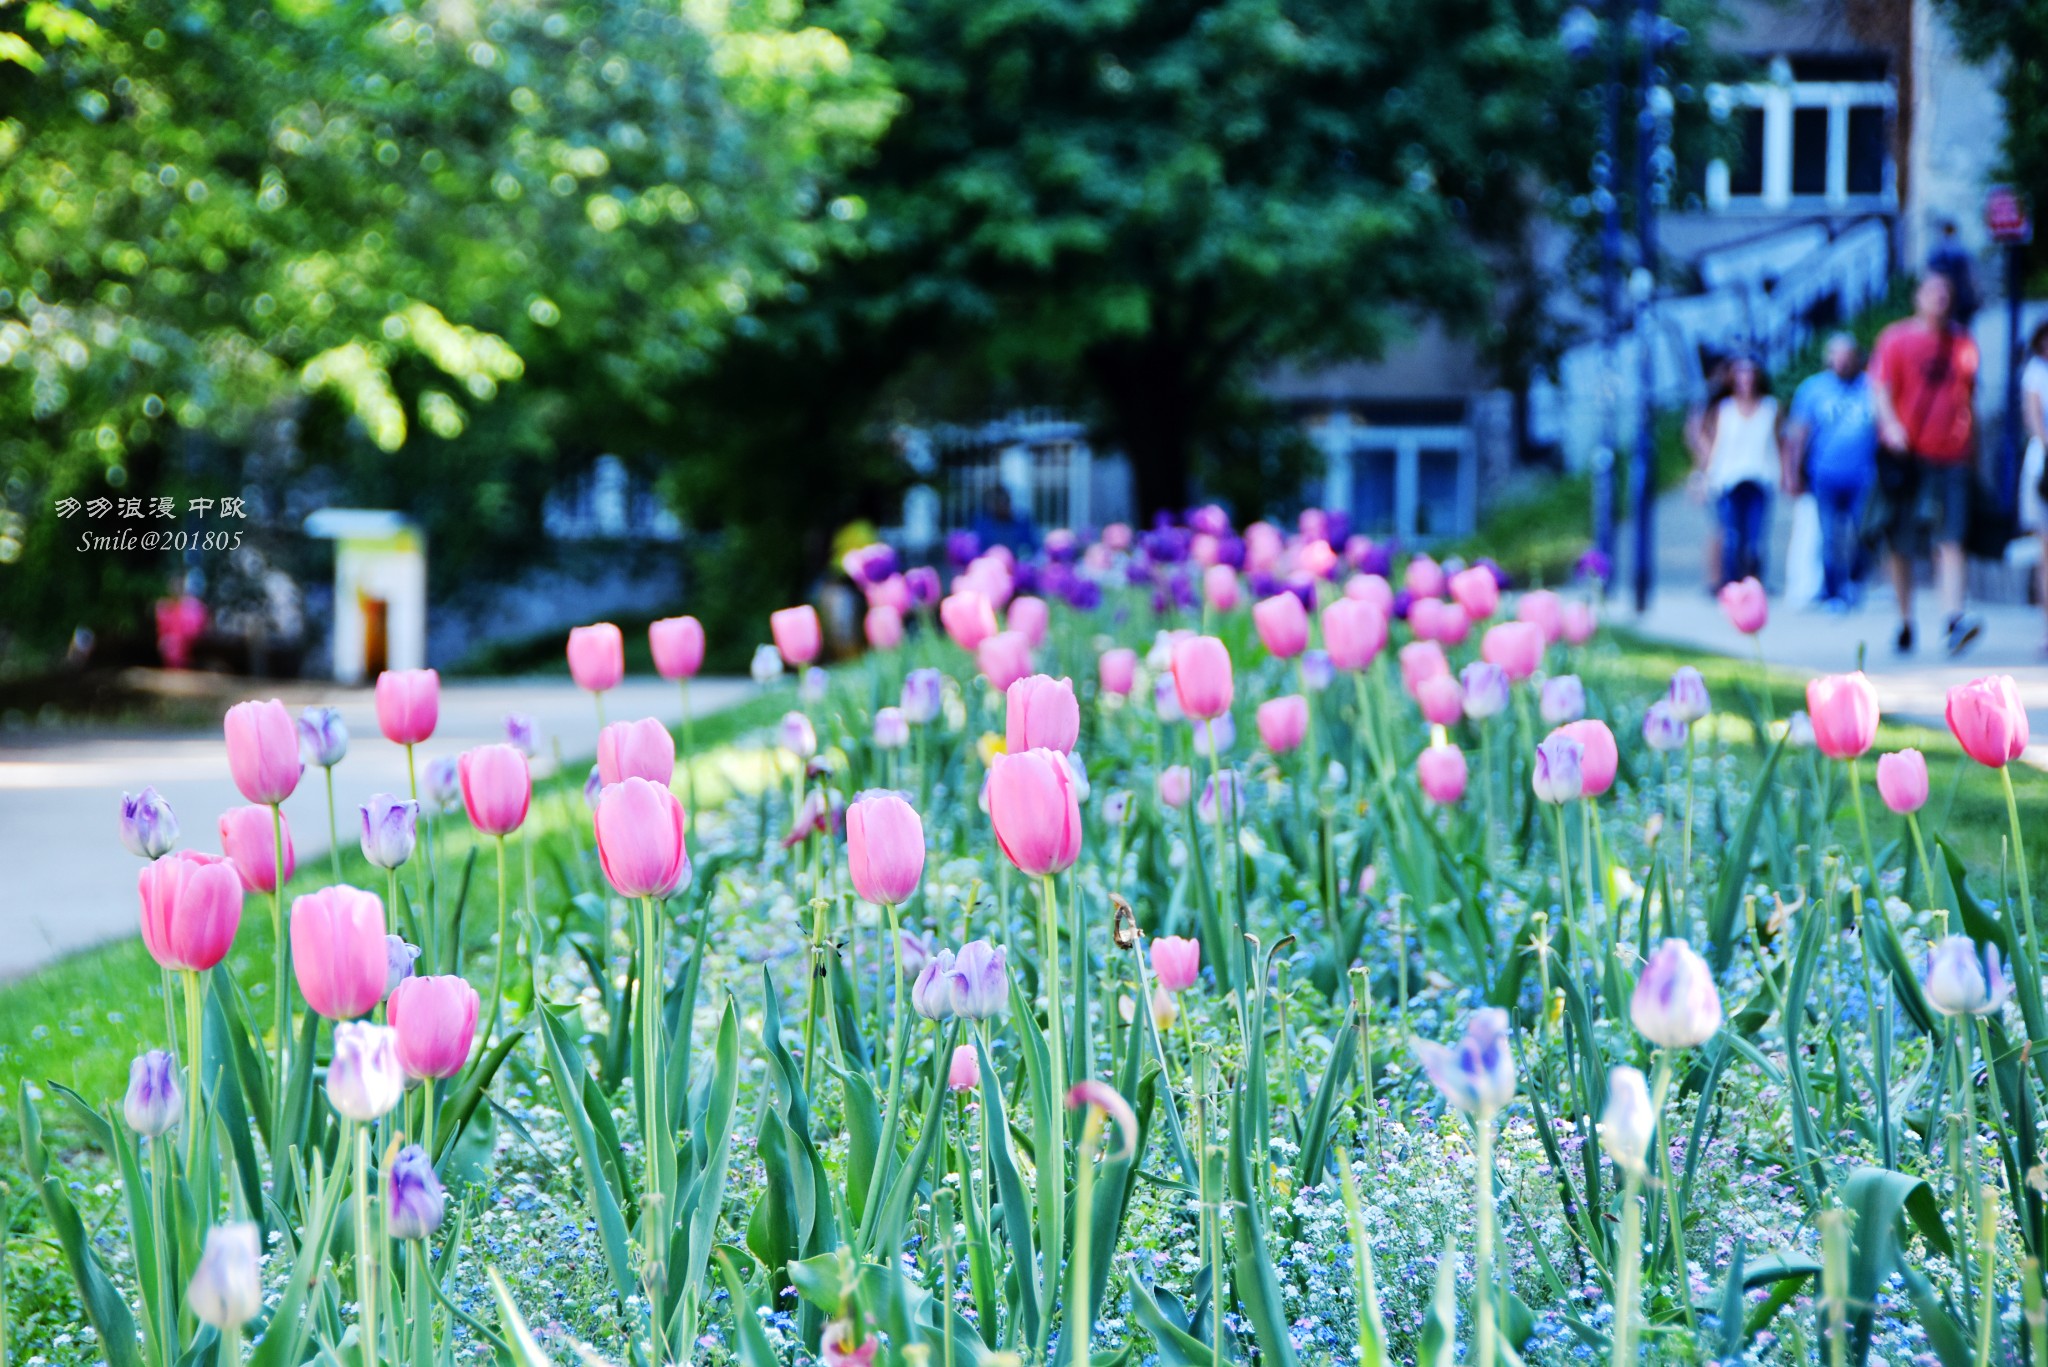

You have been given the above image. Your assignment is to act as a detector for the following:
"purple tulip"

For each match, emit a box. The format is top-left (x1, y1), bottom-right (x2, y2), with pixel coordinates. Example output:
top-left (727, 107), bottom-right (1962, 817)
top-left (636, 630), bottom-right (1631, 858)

top-left (1630, 939), bottom-right (1723, 1048)
top-left (119, 787), bottom-right (180, 860)
top-left (297, 706), bottom-right (349, 768)
top-left (504, 713), bottom-right (539, 757)
top-left (901, 669), bottom-right (944, 725)
top-left (1415, 1008), bottom-right (1517, 1114)
top-left (1460, 663), bottom-right (1510, 720)
top-left (359, 794), bottom-right (419, 870)
top-left (945, 940), bottom-right (1008, 1020)
top-left (912, 949), bottom-right (956, 1020)
top-left (1667, 666), bottom-right (1710, 724)
top-left (123, 1050), bottom-right (181, 1137)
top-left (1642, 699), bottom-right (1689, 752)
top-left (385, 1143), bottom-right (447, 1240)
top-left (385, 935), bottom-right (421, 994)
top-left (1300, 648), bottom-right (1334, 692)
top-left (1539, 674), bottom-right (1586, 725)
top-left (1923, 935), bottom-right (2013, 1018)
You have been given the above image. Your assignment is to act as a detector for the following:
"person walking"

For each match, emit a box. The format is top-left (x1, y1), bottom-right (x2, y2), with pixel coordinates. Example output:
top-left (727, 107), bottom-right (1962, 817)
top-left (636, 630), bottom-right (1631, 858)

top-left (1868, 272), bottom-right (1982, 655)
top-left (1784, 333), bottom-right (1879, 610)
top-left (1687, 353), bottom-right (1780, 588)
top-left (2021, 321), bottom-right (2048, 653)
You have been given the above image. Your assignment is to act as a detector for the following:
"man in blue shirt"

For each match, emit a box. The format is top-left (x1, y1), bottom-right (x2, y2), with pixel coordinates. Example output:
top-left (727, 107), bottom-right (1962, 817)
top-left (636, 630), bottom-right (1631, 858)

top-left (1786, 333), bottom-right (1879, 609)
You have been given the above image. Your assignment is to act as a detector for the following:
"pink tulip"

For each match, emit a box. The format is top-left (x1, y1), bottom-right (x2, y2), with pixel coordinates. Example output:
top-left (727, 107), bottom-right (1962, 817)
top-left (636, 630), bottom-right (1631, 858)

top-left (1517, 589), bottom-right (1564, 643)
top-left (1204, 564), bottom-right (1242, 613)
top-left (1561, 601), bottom-right (1598, 645)
top-left (593, 777), bottom-right (690, 898)
top-left (947, 1043), bottom-right (981, 1092)
top-left (1876, 749), bottom-right (1929, 814)
top-left (865, 604), bottom-right (905, 651)
top-left (1243, 522), bottom-right (1283, 574)
top-left (224, 699), bottom-right (302, 806)
top-left (387, 975), bottom-right (480, 1079)
top-left (597, 718), bottom-right (677, 788)
top-left (940, 592), bottom-right (998, 651)
top-left (218, 804), bottom-right (295, 894)
top-left (1257, 694), bottom-right (1310, 753)
top-left (374, 669), bottom-right (441, 746)
top-left (771, 605), bottom-right (822, 667)
top-left (1099, 648), bottom-right (1138, 696)
top-left (1410, 597), bottom-right (1470, 645)
top-left (846, 793), bottom-right (926, 906)
top-left (649, 616), bottom-right (706, 680)
top-left (1416, 674), bottom-right (1464, 726)
top-left (290, 885), bottom-right (388, 1020)
top-left (567, 623), bottom-right (625, 693)
top-left (1717, 577), bottom-right (1768, 635)
top-left (458, 744), bottom-right (531, 837)
top-left (977, 630), bottom-right (1034, 691)
top-left (1448, 567), bottom-right (1500, 622)
top-left (1321, 598), bottom-right (1388, 671)
top-left (1298, 539), bottom-right (1339, 581)
top-left (1345, 574), bottom-right (1395, 612)
top-left (1157, 764), bottom-right (1193, 809)
top-left (1252, 593), bottom-right (1310, 660)
top-left (1805, 672), bottom-right (1880, 761)
top-left (1404, 555), bottom-right (1446, 599)
top-left (1480, 621), bottom-right (1545, 681)
top-left (138, 850), bottom-right (243, 972)
top-left (1399, 640), bottom-right (1450, 696)
top-left (1946, 675), bottom-right (2030, 768)
top-left (1151, 935), bottom-right (1201, 992)
top-left (1417, 742), bottom-right (1468, 804)
top-left (1555, 719), bottom-right (1618, 797)
top-left (1006, 674), bottom-right (1080, 754)
top-left (1007, 596), bottom-right (1050, 648)
top-left (987, 748), bottom-right (1083, 877)
top-left (1170, 635), bottom-right (1234, 720)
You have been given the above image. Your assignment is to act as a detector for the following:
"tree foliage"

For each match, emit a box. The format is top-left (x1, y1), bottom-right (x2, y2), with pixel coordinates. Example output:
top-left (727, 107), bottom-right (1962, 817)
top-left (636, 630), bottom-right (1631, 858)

top-left (0, 0), bottom-right (894, 667)
top-left (1938, 0), bottom-right (2048, 280)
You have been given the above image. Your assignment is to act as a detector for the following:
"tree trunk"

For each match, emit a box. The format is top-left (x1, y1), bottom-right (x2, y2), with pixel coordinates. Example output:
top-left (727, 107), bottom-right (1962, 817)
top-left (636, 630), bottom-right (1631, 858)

top-left (1089, 332), bottom-right (1201, 520)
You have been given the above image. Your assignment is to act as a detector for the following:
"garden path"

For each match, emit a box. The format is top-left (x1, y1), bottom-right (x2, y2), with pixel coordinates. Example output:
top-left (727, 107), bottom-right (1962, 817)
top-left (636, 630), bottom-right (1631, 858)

top-left (0, 676), bottom-right (749, 981)
top-left (1628, 491), bottom-right (2048, 765)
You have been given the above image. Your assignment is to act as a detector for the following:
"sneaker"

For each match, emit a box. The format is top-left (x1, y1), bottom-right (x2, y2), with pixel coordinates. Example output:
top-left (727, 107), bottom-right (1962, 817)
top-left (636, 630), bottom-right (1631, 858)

top-left (1895, 621), bottom-right (1915, 655)
top-left (1947, 613), bottom-right (1983, 656)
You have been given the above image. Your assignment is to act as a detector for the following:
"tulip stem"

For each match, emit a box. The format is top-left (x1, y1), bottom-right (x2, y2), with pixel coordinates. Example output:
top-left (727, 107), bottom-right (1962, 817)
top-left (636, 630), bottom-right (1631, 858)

top-left (182, 971), bottom-right (204, 1173)
top-left (352, 1120), bottom-right (378, 1367)
top-left (679, 677), bottom-right (697, 837)
top-left (1067, 1105), bottom-right (1104, 1366)
top-left (324, 766), bottom-right (341, 884)
top-left (1649, 1051), bottom-right (1696, 1334)
top-left (487, 835), bottom-right (509, 1048)
top-left (1848, 758), bottom-right (1879, 922)
top-left (1907, 812), bottom-right (1940, 910)
top-left (1473, 1107), bottom-right (1497, 1367)
top-left (860, 902), bottom-right (910, 1243)
top-left (269, 800), bottom-right (288, 1150)
top-left (638, 894), bottom-right (670, 1365)
top-left (405, 744), bottom-right (430, 963)
top-left (1609, 1166), bottom-right (1643, 1367)
top-left (1037, 872), bottom-right (1068, 1338)
top-left (1679, 730), bottom-right (1697, 935)
top-left (2000, 766), bottom-right (2039, 972)
top-left (149, 1132), bottom-right (176, 1365)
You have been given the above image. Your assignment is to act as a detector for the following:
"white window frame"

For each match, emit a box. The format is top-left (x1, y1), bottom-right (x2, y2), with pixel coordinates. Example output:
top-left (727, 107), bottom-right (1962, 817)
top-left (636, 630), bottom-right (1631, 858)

top-left (1706, 74), bottom-right (1895, 212)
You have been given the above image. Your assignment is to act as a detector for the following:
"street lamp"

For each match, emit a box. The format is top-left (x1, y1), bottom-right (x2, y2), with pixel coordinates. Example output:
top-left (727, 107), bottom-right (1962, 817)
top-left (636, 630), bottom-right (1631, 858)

top-left (1563, 2), bottom-right (1626, 596)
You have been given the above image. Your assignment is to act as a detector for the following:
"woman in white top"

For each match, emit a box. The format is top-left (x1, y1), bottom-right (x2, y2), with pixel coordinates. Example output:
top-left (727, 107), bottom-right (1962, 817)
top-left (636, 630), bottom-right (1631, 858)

top-left (2021, 322), bottom-right (2048, 651)
top-left (1686, 355), bottom-right (1784, 588)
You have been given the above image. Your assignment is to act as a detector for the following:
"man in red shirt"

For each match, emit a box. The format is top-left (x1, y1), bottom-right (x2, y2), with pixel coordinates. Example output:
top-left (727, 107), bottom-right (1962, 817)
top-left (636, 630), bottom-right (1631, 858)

top-left (1869, 272), bottom-right (1982, 654)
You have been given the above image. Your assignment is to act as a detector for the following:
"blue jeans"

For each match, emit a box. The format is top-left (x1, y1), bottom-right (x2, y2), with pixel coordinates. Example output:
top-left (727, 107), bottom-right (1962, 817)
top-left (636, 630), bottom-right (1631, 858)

top-left (1812, 480), bottom-right (1868, 602)
top-left (1717, 480), bottom-right (1770, 586)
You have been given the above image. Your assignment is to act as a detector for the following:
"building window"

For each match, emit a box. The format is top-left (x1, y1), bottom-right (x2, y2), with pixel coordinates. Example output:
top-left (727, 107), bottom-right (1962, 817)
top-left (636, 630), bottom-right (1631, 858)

top-left (1846, 105), bottom-right (1887, 195)
top-left (1729, 107), bottom-right (1766, 197)
top-left (1792, 106), bottom-right (1830, 196)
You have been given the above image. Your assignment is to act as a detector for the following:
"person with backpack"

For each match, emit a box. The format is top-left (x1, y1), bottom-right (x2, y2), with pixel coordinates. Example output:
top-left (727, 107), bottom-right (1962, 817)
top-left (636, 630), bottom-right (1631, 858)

top-left (1868, 272), bottom-right (1982, 655)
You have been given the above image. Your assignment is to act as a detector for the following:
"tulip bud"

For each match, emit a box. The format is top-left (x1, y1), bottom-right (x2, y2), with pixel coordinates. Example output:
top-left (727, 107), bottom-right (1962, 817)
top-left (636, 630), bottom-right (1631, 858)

top-left (1785, 710), bottom-right (1816, 748)
top-left (459, 744), bottom-right (531, 836)
top-left (119, 788), bottom-right (180, 860)
top-left (1321, 598), bottom-right (1388, 671)
top-left (1716, 577), bottom-right (1768, 634)
top-left (945, 940), bottom-right (1009, 1020)
top-left (388, 974), bottom-right (480, 1079)
top-left (1539, 674), bottom-right (1586, 725)
top-left (1642, 699), bottom-right (1689, 753)
top-left (947, 1043), bottom-right (981, 1092)
top-left (385, 1143), bottom-right (447, 1240)
top-left (1531, 734), bottom-right (1586, 804)
top-left (1066, 1080), bottom-right (1141, 1159)
top-left (597, 718), bottom-right (677, 788)
top-left (749, 644), bottom-right (784, 685)
top-left (1300, 648), bottom-right (1334, 692)
top-left (123, 1050), bottom-right (182, 1137)
top-left (649, 615), bottom-right (706, 681)
top-left (503, 713), bottom-right (539, 758)
top-left (567, 623), bottom-right (625, 693)
top-left (359, 794), bottom-right (420, 870)
top-left (1102, 790), bottom-right (1132, 826)
top-left (1555, 720), bottom-right (1618, 798)
top-left (1480, 621), bottom-right (1545, 681)
top-left (1170, 635), bottom-right (1234, 721)
top-left (1924, 936), bottom-right (2013, 1017)
top-left (900, 669), bottom-right (944, 725)
top-left (1150, 983), bottom-right (1180, 1032)
top-left (1416, 741), bottom-right (1468, 805)
top-left (1006, 674), bottom-right (1081, 755)
top-left (1151, 935), bottom-right (1201, 993)
top-left (385, 935), bottom-right (421, 994)
top-left (1666, 666), bottom-right (1710, 724)
top-left (800, 666), bottom-right (830, 705)
top-left (224, 699), bottom-right (303, 806)
top-left (326, 1020), bottom-right (404, 1122)
top-left (1946, 674), bottom-right (2030, 768)
top-left (219, 804), bottom-right (295, 894)
top-left (423, 756), bottom-right (461, 813)
top-left (1414, 1008), bottom-right (1516, 1114)
top-left (297, 705), bottom-right (349, 768)
top-left (1415, 674), bottom-right (1464, 727)
top-left (1197, 772), bottom-right (1240, 826)
top-left (1599, 1066), bottom-right (1654, 1176)
top-left (1876, 749), bottom-right (1929, 815)
top-left (822, 1316), bottom-right (878, 1367)
top-left (846, 794), bottom-right (925, 907)
top-left (1256, 694), bottom-right (1310, 754)
top-left (593, 777), bottom-right (691, 900)
top-left (988, 749), bottom-right (1083, 877)
top-left (873, 707), bottom-right (910, 751)
top-left (1459, 663), bottom-right (1510, 720)
top-left (1630, 939), bottom-right (1722, 1048)
top-left (779, 712), bottom-right (818, 759)
top-left (1806, 671), bottom-right (1879, 760)
top-left (1098, 648), bottom-right (1138, 696)
top-left (138, 851), bottom-right (244, 973)
top-left (912, 950), bottom-right (956, 1020)
top-left (1157, 764), bottom-right (1193, 810)
top-left (771, 605), bottom-right (823, 667)
top-left (187, 1223), bottom-right (262, 1329)
top-left (1252, 593), bottom-right (1310, 660)
top-left (291, 885), bottom-right (388, 1021)
top-left (582, 765), bottom-right (604, 810)
top-left (374, 669), bottom-right (441, 746)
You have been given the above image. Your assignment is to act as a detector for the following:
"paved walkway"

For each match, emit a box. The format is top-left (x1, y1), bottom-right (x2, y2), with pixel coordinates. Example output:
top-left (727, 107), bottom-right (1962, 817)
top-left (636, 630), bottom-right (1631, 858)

top-left (1623, 492), bottom-right (2048, 760)
top-left (0, 676), bottom-right (749, 981)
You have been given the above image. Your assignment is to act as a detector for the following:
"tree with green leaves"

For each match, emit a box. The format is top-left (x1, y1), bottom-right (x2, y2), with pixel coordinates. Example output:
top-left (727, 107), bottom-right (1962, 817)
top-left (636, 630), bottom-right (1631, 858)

top-left (1938, 0), bottom-right (2048, 280)
top-left (0, 0), bottom-right (894, 668)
